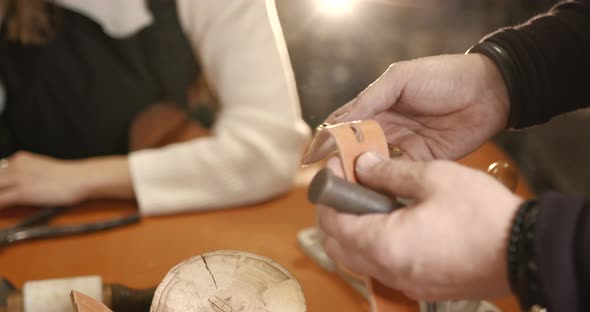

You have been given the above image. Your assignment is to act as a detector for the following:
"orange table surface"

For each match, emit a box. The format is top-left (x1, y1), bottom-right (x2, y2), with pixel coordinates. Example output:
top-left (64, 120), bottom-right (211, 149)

top-left (0, 142), bottom-right (531, 311)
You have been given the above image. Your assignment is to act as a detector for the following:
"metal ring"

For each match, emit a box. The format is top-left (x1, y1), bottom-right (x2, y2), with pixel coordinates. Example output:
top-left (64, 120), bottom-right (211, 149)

top-left (0, 158), bottom-right (8, 169)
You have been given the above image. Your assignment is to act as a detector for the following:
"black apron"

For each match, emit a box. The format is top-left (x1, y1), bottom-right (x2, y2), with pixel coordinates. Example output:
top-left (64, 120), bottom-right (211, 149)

top-left (0, 0), bottom-right (199, 158)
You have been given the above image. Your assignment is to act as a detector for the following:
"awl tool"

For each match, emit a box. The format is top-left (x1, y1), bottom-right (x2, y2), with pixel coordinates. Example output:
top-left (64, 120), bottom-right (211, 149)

top-left (308, 168), bottom-right (402, 214)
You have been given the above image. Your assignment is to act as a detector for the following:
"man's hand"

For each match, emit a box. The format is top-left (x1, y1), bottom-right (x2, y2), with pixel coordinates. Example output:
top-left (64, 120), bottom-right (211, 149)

top-left (327, 54), bottom-right (509, 161)
top-left (318, 153), bottom-right (522, 301)
top-left (0, 151), bottom-right (133, 209)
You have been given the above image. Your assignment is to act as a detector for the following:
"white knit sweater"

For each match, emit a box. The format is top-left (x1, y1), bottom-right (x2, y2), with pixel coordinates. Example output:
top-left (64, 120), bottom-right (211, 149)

top-left (52, 0), bottom-right (311, 215)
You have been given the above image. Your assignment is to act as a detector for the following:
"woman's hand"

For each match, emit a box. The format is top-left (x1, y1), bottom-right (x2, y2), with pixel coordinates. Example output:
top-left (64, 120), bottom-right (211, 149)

top-left (0, 151), bottom-right (133, 209)
top-left (318, 153), bottom-right (523, 301)
top-left (327, 54), bottom-right (510, 161)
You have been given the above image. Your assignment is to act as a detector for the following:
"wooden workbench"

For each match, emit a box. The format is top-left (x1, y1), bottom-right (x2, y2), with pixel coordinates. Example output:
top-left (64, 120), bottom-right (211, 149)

top-left (0, 142), bottom-right (530, 311)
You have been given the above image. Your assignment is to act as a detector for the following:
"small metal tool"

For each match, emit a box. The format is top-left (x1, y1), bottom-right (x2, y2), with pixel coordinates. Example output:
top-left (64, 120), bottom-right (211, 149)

top-left (0, 277), bottom-right (15, 311)
top-left (0, 207), bottom-right (140, 247)
top-left (308, 168), bottom-right (402, 214)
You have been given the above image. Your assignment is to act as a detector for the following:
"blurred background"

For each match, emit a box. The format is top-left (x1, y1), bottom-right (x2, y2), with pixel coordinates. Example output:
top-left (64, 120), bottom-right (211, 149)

top-left (275, 0), bottom-right (590, 197)
top-left (276, 0), bottom-right (556, 128)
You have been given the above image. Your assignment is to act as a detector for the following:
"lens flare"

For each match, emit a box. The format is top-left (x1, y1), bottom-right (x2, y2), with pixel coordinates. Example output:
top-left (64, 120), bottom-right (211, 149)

top-left (316, 0), bottom-right (356, 15)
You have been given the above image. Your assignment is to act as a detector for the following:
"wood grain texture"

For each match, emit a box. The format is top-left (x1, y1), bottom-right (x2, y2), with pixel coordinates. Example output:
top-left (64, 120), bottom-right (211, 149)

top-left (150, 250), bottom-right (306, 312)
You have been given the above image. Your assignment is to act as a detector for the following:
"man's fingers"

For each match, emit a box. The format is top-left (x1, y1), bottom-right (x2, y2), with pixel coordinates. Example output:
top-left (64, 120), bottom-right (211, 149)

top-left (323, 236), bottom-right (375, 276)
top-left (318, 204), bottom-right (358, 241)
top-left (355, 152), bottom-right (429, 199)
top-left (348, 65), bottom-right (407, 122)
top-left (325, 99), bottom-right (355, 124)
top-left (0, 188), bottom-right (19, 209)
top-left (0, 171), bottom-right (17, 189)
top-left (318, 204), bottom-right (387, 251)
top-left (327, 63), bottom-right (406, 124)
top-left (325, 157), bottom-right (344, 178)
top-left (356, 66), bottom-right (404, 112)
top-left (390, 133), bottom-right (439, 161)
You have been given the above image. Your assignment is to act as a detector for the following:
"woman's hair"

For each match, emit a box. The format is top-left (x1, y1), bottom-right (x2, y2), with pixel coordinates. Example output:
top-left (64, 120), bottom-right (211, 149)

top-left (0, 0), bottom-right (60, 45)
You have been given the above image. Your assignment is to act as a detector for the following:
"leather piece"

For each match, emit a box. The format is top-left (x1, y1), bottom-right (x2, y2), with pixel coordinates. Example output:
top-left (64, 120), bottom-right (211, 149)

top-left (302, 120), bottom-right (389, 182)
top-left (71, 290), bottom-right (114, 312)
top-left (302, 120), bottom-right (419, 312)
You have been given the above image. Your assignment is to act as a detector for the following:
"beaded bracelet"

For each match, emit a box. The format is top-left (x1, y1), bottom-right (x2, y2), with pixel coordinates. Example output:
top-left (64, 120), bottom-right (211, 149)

top-left (507, 199), bottom-right (546, 311)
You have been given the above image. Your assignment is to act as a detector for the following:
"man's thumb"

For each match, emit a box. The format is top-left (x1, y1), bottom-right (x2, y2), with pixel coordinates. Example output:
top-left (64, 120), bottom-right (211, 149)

top-left (356, 152), bottom-right (427, 199)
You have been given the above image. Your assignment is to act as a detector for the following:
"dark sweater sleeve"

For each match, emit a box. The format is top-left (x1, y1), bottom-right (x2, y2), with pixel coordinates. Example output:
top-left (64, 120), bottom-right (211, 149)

top-left (472, 0), bottom-right (590, 128)
top-left (533, 192), bottom-right (590, 311)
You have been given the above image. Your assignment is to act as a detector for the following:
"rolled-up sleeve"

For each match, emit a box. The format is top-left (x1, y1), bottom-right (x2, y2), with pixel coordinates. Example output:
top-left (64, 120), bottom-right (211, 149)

top-left (129, 0), bottom-right (310, 215)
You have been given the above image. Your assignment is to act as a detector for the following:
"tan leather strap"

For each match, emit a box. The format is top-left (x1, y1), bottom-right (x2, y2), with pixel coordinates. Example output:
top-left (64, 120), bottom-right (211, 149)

top-left (303, 120), bottom-right (418, 312)
top-left (71, 290), bottom-right (114, 312)
top-left (302, 120), bottom-right (389, 179)
top-left (326, 121), bottom-right (389, 182)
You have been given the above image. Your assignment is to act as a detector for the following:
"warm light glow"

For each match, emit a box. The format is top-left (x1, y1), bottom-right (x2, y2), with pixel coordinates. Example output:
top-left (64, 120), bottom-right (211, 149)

top-left (316, 0), bottom-right (356, 15)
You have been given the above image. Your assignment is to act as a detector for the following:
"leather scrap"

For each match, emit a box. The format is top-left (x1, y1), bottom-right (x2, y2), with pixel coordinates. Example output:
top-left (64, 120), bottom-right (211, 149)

top-left (71, 290), bottom-right (113, 312)
top-left (302, 120), bottom-right (419, 312)
top-left (302, 120), bottom-right (389, 182)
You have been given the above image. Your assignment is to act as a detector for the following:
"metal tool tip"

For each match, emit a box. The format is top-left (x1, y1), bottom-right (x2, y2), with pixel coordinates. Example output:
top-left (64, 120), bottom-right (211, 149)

top-left (308, 168), bottom-right (332, 203)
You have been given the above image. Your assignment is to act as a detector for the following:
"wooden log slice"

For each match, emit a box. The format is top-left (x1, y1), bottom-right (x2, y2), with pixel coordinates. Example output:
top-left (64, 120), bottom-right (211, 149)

top-left (150, 250), bottom-right (306, 312)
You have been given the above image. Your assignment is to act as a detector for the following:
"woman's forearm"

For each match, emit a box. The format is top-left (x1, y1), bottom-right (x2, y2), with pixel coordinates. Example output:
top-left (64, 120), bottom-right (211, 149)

top-left (76, 155), bottom-right (135, 201)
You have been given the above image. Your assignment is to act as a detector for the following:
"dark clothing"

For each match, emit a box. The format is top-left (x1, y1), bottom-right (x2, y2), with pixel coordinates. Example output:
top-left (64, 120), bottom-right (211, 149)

top-left (0, 0), bottom-right (198, 159)
top-left (475, 1), bottom-right (590, 310)
top-left (535, 193), bottom-right (589, 311)
top-left (482, 0), bottom-right (590, 129)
